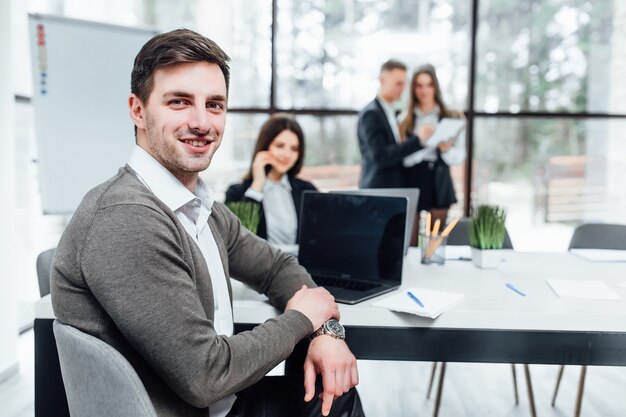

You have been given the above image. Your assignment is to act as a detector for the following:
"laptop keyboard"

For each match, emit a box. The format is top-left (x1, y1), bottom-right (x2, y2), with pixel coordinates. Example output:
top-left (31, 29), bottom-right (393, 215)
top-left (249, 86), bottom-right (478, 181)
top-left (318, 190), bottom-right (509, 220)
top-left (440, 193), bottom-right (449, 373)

top-left (313, 275), bottom-right (380, 292)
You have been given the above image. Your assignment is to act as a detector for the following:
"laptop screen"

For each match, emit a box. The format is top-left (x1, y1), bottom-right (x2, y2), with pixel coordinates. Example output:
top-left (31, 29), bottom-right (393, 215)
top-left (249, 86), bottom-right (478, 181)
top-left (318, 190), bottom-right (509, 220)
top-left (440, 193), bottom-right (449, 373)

top-left (298, 192), bottom-right (407, 284)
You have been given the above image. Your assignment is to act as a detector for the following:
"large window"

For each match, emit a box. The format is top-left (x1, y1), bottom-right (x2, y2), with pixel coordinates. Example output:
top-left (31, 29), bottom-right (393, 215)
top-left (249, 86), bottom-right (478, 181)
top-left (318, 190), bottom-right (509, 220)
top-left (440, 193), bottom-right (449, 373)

top-left (275, 0), bottom-right (469, 109)
top-left (473, 118), bottom-right (626, 250)
top-left (470, 0), bottom-right (626, 249)
top-left (14, 0), bottom-right (626, 255)
top-left (476, 1), bottom-right (620, 114)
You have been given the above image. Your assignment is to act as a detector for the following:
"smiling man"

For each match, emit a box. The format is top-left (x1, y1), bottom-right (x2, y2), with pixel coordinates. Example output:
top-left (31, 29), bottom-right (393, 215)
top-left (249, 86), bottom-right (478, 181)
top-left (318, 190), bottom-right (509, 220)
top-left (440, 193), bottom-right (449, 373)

top-left (51, 29), bottom-right (364, 417)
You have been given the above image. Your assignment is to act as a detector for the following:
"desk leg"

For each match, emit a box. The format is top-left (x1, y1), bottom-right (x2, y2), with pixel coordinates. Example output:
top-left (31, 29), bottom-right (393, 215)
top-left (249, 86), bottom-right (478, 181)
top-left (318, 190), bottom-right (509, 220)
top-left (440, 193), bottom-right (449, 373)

top-left (524, 365), bottom-right (537, 417)
top-left (34, 319), bottom-right (70, 417)
top-left (432, 362), bottom-right (446, 417)
top-left (574, 366), bottom-right (587, 417)
top-left (511, 364), bottom-right (519, 405)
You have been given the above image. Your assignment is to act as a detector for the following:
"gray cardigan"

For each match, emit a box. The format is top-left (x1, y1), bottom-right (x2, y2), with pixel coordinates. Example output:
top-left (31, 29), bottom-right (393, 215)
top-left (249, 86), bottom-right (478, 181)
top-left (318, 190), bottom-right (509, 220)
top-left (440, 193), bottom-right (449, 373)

top-left (51, 166), bottom-right (315, 416)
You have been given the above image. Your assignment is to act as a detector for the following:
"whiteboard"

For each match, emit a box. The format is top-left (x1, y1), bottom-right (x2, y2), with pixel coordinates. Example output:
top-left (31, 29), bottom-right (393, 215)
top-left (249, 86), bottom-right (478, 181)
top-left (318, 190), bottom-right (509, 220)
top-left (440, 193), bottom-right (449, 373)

top-left (29, 14), bottom-right (156, 214)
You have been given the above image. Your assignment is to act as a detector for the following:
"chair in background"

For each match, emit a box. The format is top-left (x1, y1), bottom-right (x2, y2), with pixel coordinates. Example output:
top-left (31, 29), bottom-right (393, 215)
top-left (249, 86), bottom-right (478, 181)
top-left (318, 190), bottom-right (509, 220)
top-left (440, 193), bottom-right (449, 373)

top-left (552, 223), bottom-right (626, 417)
top-left (428, 218), bottom-right (537, 417)
top-left (36, 248), bottom-right (56, 297)
top-left (53, 320), bottom-right (157, 417)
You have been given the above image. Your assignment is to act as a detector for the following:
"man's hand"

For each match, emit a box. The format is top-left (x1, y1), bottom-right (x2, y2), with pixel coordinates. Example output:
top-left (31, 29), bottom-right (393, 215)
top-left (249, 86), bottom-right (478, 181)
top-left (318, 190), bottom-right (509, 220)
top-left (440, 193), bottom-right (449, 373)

top-left (285, 286), bottom-right (339, 331)
top-left (303, 336), bottom-right (359, 416)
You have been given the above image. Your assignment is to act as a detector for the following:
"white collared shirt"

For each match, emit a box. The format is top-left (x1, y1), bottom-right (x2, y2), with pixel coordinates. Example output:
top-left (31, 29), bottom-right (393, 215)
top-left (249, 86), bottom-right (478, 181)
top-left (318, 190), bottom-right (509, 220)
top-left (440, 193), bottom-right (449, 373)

top-left (377, 96), bottom-right (402, 143)
top-left (244, 175), bottom-right (298, 245)
top-left (128, 145), bottom-right (235, 417)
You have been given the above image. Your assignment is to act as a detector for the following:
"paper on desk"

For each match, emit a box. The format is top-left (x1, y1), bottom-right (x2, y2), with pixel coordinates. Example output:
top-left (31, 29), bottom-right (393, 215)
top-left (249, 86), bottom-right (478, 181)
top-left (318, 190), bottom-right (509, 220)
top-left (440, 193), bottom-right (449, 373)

top-left (546, 279), bottom-right (621, 300)
top-left (570, 249), bottom-right (626, 262)
top-left (372, 287), bottom-right (464, 319)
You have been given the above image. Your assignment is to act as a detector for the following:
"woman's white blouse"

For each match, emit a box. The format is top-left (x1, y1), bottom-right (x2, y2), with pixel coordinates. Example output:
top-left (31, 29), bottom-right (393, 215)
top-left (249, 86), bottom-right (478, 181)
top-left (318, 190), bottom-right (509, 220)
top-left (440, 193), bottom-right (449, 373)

top-left (243, 175), bottom-right (298, 245)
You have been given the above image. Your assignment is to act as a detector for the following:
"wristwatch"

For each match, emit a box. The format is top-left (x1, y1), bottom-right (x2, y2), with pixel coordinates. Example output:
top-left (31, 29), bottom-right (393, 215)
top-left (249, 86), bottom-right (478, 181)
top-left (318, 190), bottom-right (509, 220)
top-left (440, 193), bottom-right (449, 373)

top-left (312, 319), bottom-right (345, 340)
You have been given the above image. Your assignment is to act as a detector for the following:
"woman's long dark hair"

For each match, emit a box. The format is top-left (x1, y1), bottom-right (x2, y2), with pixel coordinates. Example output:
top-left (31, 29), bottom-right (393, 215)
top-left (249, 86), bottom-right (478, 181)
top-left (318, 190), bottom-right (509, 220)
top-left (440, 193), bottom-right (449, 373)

top-left (399, 64), bottom-right (452, 141)
top-left (243, 113), bottom-right (306, 181)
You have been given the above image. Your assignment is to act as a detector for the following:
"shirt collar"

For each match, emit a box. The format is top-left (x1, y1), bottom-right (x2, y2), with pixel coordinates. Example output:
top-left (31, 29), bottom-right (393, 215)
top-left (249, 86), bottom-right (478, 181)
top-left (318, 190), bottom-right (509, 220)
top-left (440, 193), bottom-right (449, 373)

top-left (127, 145), bottom-right (215, 214)
top-left (377, 96), bottom-right (396, 114)
top-left (264, 175), bottom-right (292, 191)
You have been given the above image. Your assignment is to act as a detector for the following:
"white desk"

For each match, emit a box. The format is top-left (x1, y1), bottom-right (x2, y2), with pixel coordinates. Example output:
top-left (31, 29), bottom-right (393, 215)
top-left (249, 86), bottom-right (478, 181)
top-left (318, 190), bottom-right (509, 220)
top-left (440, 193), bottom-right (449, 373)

top-left (232, 249), bottom-right (626, 332)
top-left (34, 249), bottom-right (626, 416)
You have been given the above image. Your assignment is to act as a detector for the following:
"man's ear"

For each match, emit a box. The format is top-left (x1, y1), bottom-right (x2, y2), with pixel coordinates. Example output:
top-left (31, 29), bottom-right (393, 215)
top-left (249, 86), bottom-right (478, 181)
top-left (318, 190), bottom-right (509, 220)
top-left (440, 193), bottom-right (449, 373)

top-left (128, 94), bottom-right (146, 130)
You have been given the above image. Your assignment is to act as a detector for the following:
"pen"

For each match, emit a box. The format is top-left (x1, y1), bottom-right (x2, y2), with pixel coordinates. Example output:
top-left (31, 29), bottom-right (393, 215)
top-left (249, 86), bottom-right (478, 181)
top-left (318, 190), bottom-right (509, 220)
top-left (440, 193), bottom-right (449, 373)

top-left (506, 282), bottom-right (526, 297)
top-left (407, 291), bottom-right (424, 308)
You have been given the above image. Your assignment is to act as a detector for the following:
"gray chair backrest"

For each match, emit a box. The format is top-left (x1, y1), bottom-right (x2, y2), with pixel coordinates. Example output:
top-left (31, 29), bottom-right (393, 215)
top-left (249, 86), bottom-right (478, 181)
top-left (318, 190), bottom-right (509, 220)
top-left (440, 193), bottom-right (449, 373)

top-left (36, 248), bottom-right (56, 297)
top-left (446, 217), bottom-right (514, 249)
top-left (53, 320), bottom-right (157, 417)
top-left (568, 223), bottom-right (626, 250)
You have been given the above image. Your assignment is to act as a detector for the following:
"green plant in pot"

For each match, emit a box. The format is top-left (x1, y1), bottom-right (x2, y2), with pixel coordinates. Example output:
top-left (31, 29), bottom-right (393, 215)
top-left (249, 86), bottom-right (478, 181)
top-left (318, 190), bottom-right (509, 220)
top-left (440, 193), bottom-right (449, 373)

top-left (226, 202), bottom-right (261, 235)
top-left (469, 204), bottom-right (507, 268)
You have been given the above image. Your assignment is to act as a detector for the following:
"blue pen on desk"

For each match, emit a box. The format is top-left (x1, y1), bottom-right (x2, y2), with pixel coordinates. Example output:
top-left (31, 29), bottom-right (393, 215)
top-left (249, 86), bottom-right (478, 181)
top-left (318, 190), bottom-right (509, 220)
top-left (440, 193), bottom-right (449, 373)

top-left (407, 291), bottom-right (424, 308)
top-left (506, 282), bottom-right (526, 297)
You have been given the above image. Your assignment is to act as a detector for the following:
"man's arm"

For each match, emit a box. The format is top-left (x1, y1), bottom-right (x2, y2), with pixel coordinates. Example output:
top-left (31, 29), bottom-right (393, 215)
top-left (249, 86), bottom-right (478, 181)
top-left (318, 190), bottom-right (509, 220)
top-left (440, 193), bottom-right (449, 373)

top-left (216, 202), bottom-right (317, 309)
top-left (216, 203), bottom-right (359, 415)
top-left (81, 204), bottom-right (316, 408)
top-left (359, 109), bottom-right (423, 168)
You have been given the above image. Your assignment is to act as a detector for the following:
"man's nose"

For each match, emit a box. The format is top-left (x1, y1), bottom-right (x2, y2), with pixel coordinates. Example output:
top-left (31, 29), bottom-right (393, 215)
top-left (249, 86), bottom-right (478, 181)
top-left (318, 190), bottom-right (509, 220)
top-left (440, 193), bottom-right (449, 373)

top-left (188, 105), bottom-right (211, 133)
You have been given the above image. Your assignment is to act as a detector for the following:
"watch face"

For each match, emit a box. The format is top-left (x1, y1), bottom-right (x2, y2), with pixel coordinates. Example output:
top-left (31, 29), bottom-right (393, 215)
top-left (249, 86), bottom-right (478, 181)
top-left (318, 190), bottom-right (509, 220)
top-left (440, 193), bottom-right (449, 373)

top-left (326, 319), bottom-right (345, 336)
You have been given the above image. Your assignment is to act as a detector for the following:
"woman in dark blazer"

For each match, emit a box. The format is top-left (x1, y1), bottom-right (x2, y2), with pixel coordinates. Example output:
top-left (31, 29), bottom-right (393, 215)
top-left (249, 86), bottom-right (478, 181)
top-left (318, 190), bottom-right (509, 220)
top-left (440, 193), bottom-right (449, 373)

top-left (398, 64), bottom-right (465, 229)
top-left (225, 114), bottom-right (317, 244)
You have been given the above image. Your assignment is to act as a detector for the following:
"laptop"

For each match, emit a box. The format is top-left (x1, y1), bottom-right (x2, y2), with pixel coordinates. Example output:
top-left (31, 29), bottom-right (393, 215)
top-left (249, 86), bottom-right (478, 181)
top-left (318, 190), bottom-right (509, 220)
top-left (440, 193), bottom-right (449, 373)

top-left (332, 188), bottom-right (419, 255)
top-left (298, 191), bottom-right (407, 304)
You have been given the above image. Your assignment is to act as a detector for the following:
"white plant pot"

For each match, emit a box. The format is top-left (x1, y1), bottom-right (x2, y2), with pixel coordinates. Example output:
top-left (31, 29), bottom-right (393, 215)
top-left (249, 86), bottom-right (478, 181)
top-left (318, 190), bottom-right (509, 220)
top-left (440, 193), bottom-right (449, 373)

top-left (471, 248), bottom-right (503, 269)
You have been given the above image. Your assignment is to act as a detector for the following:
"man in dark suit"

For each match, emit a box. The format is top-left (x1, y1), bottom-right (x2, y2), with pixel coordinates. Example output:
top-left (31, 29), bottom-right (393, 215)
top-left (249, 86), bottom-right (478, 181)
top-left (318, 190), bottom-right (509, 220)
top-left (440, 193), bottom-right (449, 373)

top-left (358, 60), bottom-right (423, 188)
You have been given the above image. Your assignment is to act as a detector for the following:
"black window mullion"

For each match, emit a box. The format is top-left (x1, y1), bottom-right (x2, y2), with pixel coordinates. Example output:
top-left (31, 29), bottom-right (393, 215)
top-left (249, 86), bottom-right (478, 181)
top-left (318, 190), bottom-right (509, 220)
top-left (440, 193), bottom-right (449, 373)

top-left (270, 0), bottom-right (277, 113)
top-left (465, 0), bottom-right (480, 217)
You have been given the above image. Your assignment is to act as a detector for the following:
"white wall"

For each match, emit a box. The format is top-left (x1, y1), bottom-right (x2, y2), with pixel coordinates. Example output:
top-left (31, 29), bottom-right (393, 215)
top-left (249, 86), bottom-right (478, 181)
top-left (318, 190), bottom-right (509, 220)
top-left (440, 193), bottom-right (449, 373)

top-left (0, 0), bottom-right (19, 381)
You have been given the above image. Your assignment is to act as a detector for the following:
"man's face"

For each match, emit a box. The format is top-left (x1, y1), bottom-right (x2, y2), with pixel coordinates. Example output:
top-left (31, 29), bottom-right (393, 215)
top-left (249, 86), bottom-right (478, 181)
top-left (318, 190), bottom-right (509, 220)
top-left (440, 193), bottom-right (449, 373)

top-left (379, 68), bottom-right (407, 102)
top-left (130, 62), bottom-right (227, 187)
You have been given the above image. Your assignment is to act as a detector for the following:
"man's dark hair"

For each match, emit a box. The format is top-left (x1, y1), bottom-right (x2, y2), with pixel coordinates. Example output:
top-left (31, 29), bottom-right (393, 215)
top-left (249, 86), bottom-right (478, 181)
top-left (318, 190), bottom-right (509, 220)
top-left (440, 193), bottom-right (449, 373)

top-left (131, 29), bottom-right (231, 104)
top-left (380, 59), bottom-right (407, 74)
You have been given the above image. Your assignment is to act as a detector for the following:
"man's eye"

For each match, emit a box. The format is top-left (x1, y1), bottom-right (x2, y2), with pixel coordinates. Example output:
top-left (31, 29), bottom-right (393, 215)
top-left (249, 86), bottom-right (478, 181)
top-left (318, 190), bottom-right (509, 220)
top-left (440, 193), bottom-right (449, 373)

top-left (168, 99), bottom-right (187, 107)
top-left (207, 102), bottom-right (225, 110)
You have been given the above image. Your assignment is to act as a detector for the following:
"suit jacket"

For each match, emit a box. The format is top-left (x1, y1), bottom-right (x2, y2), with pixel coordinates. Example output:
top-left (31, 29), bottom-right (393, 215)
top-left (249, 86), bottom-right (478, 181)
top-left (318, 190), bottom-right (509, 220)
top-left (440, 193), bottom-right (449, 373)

top-left (357, 98), bottom-right (423, 188)
top-left (51, 166), bottom-right (314, 417)
top-left (224, 177), bottom-right (317, 243)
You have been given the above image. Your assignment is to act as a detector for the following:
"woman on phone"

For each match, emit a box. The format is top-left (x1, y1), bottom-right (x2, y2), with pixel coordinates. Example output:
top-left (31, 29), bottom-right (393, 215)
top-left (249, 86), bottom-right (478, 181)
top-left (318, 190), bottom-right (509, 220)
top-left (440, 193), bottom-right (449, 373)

top-left (225, 113), bottom-right (317, 245)
top-left (399, 64), bottom-right (465, 230)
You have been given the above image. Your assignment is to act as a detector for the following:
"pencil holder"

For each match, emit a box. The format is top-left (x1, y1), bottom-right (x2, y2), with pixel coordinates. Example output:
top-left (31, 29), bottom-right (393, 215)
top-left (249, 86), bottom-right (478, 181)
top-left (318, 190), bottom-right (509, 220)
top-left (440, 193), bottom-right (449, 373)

top-left (420, 234), bottom-right (447, 265)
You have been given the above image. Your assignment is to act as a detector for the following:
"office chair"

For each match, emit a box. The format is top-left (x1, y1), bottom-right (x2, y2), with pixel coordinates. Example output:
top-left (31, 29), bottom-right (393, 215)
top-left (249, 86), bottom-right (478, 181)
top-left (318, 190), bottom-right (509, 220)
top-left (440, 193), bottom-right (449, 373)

top-left (53, 320), bottom-right (157, 417)
top-left (552, 223), bottom-right (626, 417)
top-left (36, 248), bottom-right (56, 297)
top-left (429, 218), bottom-right (537, 417)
